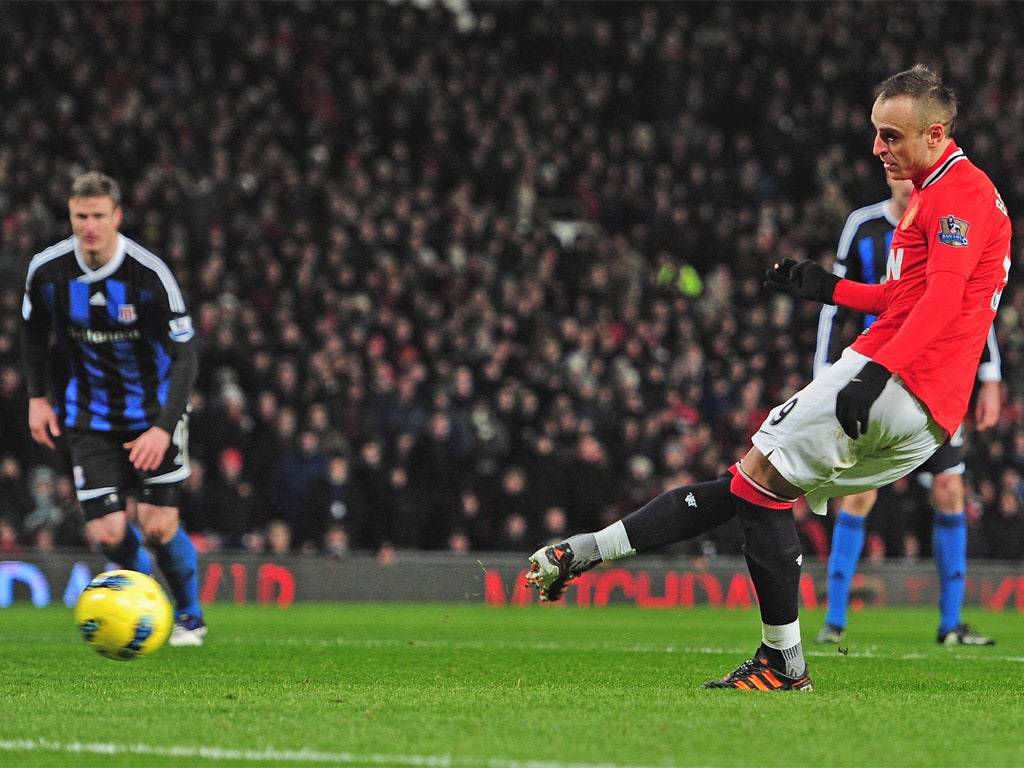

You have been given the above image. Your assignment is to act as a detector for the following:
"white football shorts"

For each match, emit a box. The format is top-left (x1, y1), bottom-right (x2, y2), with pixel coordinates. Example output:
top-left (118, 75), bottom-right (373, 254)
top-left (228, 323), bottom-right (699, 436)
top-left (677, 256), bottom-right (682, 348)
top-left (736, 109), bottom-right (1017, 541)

top-left (751, 348), bottom-right (947, 515)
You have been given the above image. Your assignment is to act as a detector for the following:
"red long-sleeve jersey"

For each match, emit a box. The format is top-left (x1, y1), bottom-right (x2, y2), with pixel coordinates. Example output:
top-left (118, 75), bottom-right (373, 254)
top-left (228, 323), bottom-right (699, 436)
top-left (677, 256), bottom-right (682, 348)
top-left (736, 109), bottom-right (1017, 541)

top-left (833, 141), bottom-right (1011, 435)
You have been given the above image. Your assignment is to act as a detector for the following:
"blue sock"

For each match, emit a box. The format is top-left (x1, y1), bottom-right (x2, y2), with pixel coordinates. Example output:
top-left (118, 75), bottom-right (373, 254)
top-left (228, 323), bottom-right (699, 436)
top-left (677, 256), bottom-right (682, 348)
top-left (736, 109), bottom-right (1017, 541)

top-left (104, 524), bottom-right (153, 575)
top-left (153, 527), bottom-right (203, 620)
top-left (825, 512), bottom-right (867, 629)
top-left (933, 511), bottom-right (966, 634)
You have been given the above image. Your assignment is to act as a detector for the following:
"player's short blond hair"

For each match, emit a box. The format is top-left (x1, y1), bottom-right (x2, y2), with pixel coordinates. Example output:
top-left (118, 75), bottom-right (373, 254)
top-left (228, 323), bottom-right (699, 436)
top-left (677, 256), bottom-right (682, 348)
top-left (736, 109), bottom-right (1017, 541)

top-left (70, 171), bottom-right (121, 207)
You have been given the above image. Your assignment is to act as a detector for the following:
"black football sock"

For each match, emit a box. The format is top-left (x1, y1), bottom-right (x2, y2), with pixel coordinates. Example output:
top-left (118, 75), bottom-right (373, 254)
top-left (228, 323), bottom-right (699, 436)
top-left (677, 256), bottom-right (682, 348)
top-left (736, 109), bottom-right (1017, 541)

top-left (730, 472), bottom-right (805, 677)
top-left (737, 501), bottom-right (801, 627)
top-left (620, 474), bottom-right (737, 552)
top-left (103, 524), bottom-right (154, 575)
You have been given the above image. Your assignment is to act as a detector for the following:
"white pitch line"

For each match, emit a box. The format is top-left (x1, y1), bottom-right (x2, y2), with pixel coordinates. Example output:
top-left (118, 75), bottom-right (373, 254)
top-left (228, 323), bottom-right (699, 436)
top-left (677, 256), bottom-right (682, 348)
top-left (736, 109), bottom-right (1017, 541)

top-left (207, 634), bottom-right (1024, 664)
top-left (0, 739), bottom-right (675, 768)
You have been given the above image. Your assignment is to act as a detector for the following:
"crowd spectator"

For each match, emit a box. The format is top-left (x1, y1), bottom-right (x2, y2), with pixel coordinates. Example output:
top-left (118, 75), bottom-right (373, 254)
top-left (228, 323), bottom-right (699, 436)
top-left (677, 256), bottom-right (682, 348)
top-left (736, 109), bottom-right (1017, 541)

top-left (486, 464), bottom-right (537, 541)
top-left (270, 428), bottom-right (327, 534)
top-left (2, 2), bottom-right (1024, 564)
top-left (300, 448), bottom-right (356, 552)
top-left (265, 519), bottom-right (293, 556)
top-left (0, 455), bottom-right (32, 524)
top-left (0, 516), bottom-right (22, 555)
top-left (178, 457), bottom-right (210, 538)
top-left (22, 466), bottom-right (62, 539)
top-left (406, 409), bottom-right (470, 549)
top-left (205, 447), bottom-right (266, 550)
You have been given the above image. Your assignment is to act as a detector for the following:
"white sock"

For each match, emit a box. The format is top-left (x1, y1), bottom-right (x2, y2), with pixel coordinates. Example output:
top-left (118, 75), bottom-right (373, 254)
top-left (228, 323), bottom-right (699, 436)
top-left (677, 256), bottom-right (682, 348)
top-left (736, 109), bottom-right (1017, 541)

top-left (594, 520), bottom-right (636, 561)
top-left (762, 620), bottom-right (806, 677)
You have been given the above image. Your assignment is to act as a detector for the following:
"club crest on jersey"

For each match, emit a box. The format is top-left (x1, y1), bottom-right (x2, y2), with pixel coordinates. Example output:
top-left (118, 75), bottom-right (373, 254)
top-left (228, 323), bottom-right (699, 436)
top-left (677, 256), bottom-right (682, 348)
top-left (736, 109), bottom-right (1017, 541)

top-left (937, 215), bottom-right (969, 246)
top-left (117, 304), bottom-right (137, 324)
top-left (900, 204), bottom-right (918, 230)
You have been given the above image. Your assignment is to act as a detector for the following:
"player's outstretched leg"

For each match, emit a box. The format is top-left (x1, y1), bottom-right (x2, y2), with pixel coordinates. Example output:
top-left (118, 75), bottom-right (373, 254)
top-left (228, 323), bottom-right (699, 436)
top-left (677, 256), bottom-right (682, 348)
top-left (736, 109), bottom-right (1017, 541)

top-left (528, 466), bottom-right (812, 690)
top-left (526, 537), bottom-right (601, 602)
top-left (526, 473), bottom-right (739, 601)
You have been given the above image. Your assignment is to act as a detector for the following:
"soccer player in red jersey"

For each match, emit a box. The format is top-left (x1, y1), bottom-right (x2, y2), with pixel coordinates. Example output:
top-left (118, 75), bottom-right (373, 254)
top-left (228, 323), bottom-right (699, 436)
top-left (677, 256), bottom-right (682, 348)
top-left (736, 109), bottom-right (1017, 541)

top-left (526, 65), bottom-right (1012, 691)
top-left (814, 176), bottom-right (1002, 647)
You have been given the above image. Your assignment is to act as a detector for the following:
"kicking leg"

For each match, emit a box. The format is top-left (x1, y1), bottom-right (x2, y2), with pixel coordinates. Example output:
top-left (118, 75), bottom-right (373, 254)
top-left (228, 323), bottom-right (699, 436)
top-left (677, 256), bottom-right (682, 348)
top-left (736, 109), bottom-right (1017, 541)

top-left (527, 471), bottom-right (739, 601)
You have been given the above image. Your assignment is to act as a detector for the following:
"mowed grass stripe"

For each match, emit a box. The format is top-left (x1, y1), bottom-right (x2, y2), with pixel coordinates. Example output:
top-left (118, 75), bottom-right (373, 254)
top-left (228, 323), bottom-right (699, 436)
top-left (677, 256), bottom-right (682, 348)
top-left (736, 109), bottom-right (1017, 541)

top-left (1, 603), bottom-right (1021, 767)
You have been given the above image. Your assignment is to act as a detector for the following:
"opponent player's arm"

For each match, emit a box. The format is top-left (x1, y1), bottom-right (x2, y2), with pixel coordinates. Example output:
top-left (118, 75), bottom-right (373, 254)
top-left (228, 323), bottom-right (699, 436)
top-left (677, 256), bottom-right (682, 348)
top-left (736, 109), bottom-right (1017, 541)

top-left (976, 323), bottom-right (1001, 384)
top-left (20, 320), bottom-right (50, 401)
top-left (20, 307), bottom-right (61, 449)
top-left (975, 324), bottom-right (1002, 430)
top-left (153, 334), bottom-right (198, 435)
top-left (814, 228), bottom-right (856, 379)
top-left (125, 335), bottom-right (197, 472)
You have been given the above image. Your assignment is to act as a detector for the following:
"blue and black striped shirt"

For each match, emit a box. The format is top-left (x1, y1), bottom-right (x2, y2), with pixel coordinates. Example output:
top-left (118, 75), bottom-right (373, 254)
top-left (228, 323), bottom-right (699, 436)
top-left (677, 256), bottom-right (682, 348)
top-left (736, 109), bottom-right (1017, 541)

top-left (22, 234), bottom-right (195, 433)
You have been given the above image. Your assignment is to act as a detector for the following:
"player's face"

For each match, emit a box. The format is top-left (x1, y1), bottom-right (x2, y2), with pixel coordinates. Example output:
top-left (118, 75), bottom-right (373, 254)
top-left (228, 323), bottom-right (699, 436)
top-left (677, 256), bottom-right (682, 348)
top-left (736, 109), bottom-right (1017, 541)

top-left (870, 95), bottom-right (939, 182)
top-left (69, 195), bottom-right (123, 266)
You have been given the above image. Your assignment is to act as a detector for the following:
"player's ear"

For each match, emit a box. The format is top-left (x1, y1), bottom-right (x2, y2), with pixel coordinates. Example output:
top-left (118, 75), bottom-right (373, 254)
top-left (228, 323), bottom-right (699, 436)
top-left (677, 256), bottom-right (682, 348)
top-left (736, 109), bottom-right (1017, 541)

top-left (926, 122), bottom-right (945, 146)
top-left (113, 206), bottom-right (124, 228)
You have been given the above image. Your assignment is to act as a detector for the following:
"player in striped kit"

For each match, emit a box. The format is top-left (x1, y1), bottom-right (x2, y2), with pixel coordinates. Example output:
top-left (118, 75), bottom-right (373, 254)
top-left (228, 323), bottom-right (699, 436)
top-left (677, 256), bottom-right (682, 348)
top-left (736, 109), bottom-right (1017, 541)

top-left (814, 176), bottom-right (1000, 646)
top-left (21, 172), bottom-right (206, 646)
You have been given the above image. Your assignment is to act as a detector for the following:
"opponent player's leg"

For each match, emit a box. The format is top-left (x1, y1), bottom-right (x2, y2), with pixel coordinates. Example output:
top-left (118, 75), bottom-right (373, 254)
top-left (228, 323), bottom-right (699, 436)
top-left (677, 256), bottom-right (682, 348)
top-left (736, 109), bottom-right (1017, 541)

top-left (924, 438), bottom-right (994, 645)
top-left (70, 430), bottom-right (153, 574)
top-left (816, 489), bottom-right (876, 643)
top-left (135, 416), bottom-right (205, 646)
top-left (138, 485), bottom-right (205, 645)
top-left (83, 499), bottom-right (153, 574)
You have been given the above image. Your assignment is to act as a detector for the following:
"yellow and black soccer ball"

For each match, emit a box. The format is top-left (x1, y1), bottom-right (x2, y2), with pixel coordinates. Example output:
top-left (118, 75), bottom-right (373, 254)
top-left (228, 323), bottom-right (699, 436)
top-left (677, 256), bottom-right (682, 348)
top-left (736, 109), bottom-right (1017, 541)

top-left (74, 570), bottom-right (173, 661)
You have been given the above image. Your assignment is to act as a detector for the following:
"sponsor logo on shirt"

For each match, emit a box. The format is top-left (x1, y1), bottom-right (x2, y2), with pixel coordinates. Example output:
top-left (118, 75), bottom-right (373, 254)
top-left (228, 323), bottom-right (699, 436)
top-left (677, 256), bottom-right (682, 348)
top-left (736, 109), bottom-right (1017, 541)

top-left (67, 326), bottom-right (142, 344)
top-left (937, 215), bottom-right (969, 246)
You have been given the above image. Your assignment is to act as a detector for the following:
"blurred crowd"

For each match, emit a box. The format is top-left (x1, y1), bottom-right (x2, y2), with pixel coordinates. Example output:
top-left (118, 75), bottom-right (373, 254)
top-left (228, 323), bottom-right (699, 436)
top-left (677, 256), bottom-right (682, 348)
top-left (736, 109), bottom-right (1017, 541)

top-left (2, 2), bottom-right (1024, 564)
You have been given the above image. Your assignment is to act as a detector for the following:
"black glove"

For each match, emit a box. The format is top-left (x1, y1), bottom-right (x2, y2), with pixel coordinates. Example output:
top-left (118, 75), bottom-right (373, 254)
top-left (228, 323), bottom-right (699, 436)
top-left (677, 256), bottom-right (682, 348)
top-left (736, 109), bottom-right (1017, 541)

top-left (764, 258), bottom-right (840, 304)
top-left (835, 361), bottom-right (891, 439)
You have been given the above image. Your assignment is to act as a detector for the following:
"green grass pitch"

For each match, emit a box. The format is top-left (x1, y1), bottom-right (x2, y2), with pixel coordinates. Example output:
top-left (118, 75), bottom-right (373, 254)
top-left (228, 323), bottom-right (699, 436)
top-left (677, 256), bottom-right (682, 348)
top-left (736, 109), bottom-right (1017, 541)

top-left (1, 602), bottom-right (1021, 767)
